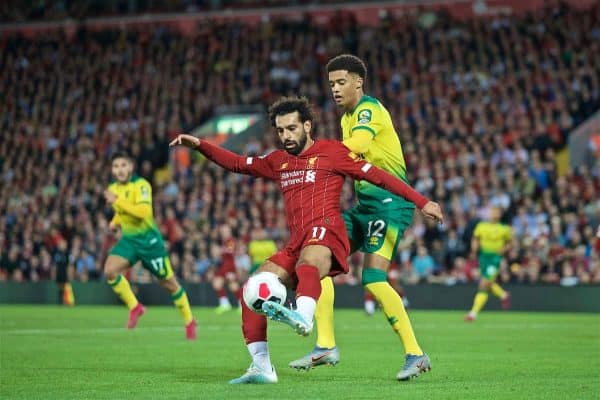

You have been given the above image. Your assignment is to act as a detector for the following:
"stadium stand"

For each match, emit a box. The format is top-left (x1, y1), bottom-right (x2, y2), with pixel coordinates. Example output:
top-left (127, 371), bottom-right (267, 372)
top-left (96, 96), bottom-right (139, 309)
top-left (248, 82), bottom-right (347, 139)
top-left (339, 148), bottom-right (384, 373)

top-left (1, 1), bottom-right (598, 286)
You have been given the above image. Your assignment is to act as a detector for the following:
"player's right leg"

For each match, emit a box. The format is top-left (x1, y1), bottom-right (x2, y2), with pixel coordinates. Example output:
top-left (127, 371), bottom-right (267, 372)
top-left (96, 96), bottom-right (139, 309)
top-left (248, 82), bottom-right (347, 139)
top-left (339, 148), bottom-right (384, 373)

top-left (490, 278), bottom-right (511, 310)
top-left (263, 244), bottom-right (335, 336)
top-left (104, 251), bottom-right (144, 329)
top-left (289, 211), bottom-right (359, 370)
top-left (466, 252), bottom-right (501, 321)
top-left (137, 237), bottom-right (197, 340)
top-left (230, 261), bottom-right (292, 384)
top-left (212, 275), bottom-right (232, 314)
top-left (158, 275), bottom-right (197, 340)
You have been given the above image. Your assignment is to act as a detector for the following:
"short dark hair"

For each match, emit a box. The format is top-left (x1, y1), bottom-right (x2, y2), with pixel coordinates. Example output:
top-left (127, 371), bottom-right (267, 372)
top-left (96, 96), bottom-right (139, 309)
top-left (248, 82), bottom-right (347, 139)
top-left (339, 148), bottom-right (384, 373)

top-left (268, 96), bottom-right (315, 127)
top-left (326, 54), bottom-right (367, 80)
top-left (111, 151), bottom-right (132, 162)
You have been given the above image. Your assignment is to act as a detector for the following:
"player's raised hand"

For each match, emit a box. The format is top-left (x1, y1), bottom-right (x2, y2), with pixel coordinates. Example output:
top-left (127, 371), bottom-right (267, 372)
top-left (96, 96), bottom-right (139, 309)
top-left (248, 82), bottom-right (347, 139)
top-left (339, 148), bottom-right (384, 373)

top-left (420, 201), bottom-right (444, 224)
top-left (169, 134), bottom-right (200, 149)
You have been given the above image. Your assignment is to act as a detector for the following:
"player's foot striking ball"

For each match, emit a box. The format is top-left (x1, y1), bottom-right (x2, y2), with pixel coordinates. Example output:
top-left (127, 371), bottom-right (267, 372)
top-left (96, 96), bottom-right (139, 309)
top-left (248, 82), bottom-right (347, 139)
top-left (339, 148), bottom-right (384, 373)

top-left (262, 301), bottom-right (313, 336)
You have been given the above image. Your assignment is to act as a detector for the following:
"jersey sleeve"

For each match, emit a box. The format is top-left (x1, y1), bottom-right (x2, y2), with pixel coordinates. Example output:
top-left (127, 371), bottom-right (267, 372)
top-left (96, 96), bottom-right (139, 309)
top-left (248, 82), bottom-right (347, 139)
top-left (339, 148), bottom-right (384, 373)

top-left (473, 223), bottom-right (482, 239)
top-left (504, 226), bottom-right (512, 242)
top-left (197, 140), bottom-right (276, 180)
top-left (135, 179), bottom-right (153, 205)
top-left (331, 142), bottom-right (428, 209)
top-left (342, 129), bottom-right (373, 155)
top-left (351, 102), bottom-right (384, 138)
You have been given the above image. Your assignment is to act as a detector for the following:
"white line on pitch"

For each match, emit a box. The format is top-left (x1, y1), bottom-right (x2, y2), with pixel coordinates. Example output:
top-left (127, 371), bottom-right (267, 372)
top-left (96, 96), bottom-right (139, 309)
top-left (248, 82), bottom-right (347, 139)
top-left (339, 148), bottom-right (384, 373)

top-left (1, 322), bottom-right (573, 335)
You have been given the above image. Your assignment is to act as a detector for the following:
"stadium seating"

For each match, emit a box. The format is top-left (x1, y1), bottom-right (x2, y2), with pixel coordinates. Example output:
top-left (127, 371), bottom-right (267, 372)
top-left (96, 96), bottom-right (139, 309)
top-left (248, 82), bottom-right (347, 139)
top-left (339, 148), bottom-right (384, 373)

top-left (1, 2), bottom-right (598, 285)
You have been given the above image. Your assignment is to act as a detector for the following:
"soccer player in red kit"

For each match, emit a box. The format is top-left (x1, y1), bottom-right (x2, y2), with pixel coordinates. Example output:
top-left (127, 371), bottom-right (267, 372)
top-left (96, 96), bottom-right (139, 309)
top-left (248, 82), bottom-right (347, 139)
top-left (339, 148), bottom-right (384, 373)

top-left (212, 234), bottom-right (242, 314)
top-left (170, 97), bottom-right (443, 384)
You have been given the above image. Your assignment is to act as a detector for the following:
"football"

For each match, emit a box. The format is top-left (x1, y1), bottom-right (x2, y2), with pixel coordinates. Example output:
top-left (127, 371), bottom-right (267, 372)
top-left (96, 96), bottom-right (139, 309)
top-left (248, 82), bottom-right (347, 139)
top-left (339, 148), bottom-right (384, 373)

top-left (243, 271), bottom-right (287, 313)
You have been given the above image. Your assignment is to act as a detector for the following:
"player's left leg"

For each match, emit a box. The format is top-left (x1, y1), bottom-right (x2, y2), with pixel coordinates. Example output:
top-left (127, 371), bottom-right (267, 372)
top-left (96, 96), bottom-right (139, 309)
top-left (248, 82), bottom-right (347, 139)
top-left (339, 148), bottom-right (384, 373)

top-left (465, 278), bottom-right (492, 321)
top-left (490, 265), bottom-right (510, 309)
top-left (156, 263), bottom-right (196, 341)
top-left (263, 244), bottom-right (334, 336)
top-left (358, 208), bottom-right (431, 380)
top-left (230, 260), bottom-right (293, 384)
top-left (364, 252), bottom-right (430, 380)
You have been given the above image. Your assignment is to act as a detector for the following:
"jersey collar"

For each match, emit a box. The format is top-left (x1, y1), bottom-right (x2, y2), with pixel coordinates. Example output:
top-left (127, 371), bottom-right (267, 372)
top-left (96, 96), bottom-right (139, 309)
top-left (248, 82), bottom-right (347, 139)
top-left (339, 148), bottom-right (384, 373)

top-left (346, 95), bottom-right (373, 116)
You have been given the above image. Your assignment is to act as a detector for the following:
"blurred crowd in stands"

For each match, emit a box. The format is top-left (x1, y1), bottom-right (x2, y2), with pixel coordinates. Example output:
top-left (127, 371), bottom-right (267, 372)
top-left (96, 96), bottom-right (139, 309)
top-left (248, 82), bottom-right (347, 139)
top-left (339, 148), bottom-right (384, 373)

top-left (1, 2), bottom-right (599, 287)
top-left (1, 0), bottom-right (359, 22)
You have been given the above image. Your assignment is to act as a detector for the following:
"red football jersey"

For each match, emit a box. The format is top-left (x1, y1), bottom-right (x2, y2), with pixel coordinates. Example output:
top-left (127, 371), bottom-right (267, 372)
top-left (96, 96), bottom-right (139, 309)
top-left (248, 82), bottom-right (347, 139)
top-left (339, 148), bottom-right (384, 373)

top-left (197, 139), bottom-right (428, 274)
top-left (198, 139), bottom-right (426, 235)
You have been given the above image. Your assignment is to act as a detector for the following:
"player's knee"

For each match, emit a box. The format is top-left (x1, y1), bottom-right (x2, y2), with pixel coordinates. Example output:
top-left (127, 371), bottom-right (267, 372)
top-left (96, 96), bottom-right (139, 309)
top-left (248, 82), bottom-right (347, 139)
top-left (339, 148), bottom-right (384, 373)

top-left (160, 277), bottom-right (179, 293)
top-left (362, 267), bottom-right (387, 286)
top-left (479, 279), bottom-right (492, 290)
top-left (103, 264), bottom-right (118, 281)
top-left (212, 277), bottom-right (224, 289)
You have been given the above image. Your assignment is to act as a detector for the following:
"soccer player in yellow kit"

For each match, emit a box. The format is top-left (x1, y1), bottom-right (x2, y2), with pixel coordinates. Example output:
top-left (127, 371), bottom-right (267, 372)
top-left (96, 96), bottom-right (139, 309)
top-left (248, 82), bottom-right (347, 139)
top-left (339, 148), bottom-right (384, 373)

top-left (248, 228), bottom-right (278, 275)
top-left (103, 152), bottom-right (197, 340)
top-left (289, 55), bottom-right (431, 380)
top-left (465, 207), bottom-right (512, 321)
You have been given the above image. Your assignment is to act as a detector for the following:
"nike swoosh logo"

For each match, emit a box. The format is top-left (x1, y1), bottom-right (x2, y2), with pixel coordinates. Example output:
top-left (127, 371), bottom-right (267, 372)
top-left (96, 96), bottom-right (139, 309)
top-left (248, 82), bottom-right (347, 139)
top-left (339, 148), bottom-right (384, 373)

top-left (311, 353), bottom-right (330, 363)
top-left (416, 360), bottom-right (425, 369)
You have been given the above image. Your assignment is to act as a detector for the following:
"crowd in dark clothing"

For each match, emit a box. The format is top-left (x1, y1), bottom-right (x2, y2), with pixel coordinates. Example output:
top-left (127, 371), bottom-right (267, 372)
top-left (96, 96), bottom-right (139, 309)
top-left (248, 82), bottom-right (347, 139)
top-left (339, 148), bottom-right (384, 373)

top-left (1, 3), bottom-right (598, 286)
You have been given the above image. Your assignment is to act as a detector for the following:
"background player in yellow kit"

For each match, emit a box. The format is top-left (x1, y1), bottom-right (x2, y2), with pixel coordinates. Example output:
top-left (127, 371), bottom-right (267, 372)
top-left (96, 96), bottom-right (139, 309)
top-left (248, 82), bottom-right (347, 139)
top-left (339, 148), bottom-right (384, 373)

top-left (103, 152), bottom-right (197, 340)
top-left (248, 227), bottom-right (278, 275)
top-left (465, 207), bottom-right (512, 321)
top-left (289, 55), bottom-right (430, 380)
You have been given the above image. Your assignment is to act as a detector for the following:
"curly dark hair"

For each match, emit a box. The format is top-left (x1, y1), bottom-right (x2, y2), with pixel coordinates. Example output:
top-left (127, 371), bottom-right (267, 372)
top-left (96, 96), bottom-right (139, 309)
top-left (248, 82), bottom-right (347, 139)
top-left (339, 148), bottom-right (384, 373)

top-left (326, 54), bottom-right (367, 80)
top-left (268, 96), bottom-right (315, 127)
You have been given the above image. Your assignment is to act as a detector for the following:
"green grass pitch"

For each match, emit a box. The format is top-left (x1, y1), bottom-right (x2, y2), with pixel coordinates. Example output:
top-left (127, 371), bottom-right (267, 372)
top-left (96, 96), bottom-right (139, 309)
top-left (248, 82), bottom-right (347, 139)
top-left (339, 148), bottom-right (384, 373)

top-left (1, 305), bottom-right (598, 399)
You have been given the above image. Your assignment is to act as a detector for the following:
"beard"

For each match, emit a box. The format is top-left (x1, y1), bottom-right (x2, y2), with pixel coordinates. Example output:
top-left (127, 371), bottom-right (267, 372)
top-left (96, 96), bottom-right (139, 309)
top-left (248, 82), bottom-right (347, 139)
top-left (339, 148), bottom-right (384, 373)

top-left (283, 133), bottom-right (308, 156)
top-left (115, 171), bottom-right (132, 183)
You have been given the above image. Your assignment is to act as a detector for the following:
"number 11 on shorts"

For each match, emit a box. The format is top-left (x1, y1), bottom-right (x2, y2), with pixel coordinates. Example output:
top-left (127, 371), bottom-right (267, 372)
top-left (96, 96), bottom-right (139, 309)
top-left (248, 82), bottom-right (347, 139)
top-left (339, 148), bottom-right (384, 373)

top-left (312, 226), bottom-right (327, 240)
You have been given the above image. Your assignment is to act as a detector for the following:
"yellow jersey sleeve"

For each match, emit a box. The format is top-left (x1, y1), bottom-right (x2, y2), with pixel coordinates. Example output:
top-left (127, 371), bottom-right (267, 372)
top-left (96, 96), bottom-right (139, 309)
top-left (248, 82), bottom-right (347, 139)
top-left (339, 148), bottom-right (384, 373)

top-left (350, 101), bottom-right (385, 138)
top-left (474, 223), bottom-right (482, 239)
top-left (134, 178), bottom-right (153, 205)
top-left (504, 226), bottom-right (513, 242)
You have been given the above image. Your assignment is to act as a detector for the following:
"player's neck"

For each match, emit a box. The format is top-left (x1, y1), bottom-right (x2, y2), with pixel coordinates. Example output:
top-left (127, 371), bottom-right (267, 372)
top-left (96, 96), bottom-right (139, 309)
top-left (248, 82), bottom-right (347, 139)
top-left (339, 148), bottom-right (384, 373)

top-left (345, 91), bottom-right (365, 114)
top-left (297, 138), bottom-right (315, 156)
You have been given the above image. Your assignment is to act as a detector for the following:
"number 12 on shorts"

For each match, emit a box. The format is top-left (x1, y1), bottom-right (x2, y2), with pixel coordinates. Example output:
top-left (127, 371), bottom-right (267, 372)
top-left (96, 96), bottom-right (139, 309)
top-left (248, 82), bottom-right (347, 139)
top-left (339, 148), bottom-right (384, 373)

top-left (311, 226), bottom-right (327, 240)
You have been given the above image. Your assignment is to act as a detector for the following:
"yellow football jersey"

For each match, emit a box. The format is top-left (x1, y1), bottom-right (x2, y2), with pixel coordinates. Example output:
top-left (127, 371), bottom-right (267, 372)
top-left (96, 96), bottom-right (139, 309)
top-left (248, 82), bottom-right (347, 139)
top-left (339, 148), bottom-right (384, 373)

top-left (248, 239), bottom-right (278, 265)
top-left (473, 222), bottom-right (512, 255)
top-left (341, 95), bottom-right (410, 208)
top-left (108, 175), bottom-right (157, 236)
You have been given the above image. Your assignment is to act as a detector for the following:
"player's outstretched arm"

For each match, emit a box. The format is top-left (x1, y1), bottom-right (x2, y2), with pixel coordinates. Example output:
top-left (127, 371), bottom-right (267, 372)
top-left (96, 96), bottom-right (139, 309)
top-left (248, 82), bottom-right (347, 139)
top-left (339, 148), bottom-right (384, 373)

top-left (333, 144), bottom-right (444, 223)
top-left (170, 134), bottom-right (275, 179)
